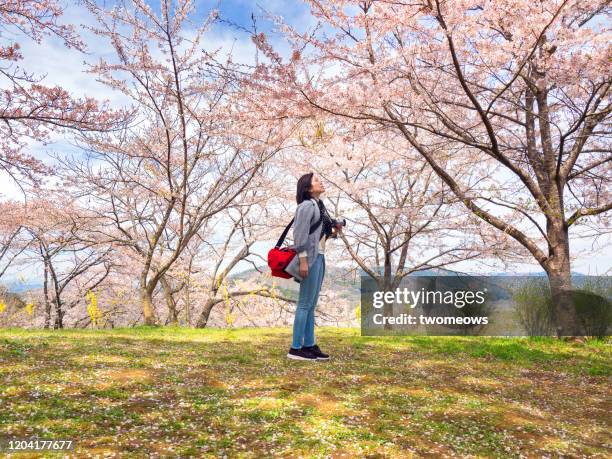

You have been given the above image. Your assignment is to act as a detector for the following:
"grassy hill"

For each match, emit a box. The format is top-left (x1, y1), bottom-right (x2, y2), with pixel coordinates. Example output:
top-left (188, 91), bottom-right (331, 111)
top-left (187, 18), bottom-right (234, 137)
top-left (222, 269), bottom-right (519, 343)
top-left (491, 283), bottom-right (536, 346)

top-left (0, 327), bottom-right (610, 458)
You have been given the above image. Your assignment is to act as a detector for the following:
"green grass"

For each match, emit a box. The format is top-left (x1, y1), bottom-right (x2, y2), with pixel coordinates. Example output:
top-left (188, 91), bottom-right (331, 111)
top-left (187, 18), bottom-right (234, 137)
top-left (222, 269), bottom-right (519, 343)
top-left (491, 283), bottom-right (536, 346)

top-left (0, 326), bottom-right (610, 458)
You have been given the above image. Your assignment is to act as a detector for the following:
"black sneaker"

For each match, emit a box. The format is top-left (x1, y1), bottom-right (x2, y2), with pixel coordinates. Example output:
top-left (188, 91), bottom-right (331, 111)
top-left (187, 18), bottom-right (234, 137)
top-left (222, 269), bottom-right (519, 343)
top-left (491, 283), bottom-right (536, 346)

top-left (302, 344), bottom-right (330, 360)
top-left (287, 347), bottom-right (318, 361)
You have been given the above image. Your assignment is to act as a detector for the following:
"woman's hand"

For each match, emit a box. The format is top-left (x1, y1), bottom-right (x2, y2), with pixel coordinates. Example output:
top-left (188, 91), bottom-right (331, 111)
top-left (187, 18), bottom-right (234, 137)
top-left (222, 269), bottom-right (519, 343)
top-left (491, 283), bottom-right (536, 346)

top-left (299, 257), bottom-right (309, 278)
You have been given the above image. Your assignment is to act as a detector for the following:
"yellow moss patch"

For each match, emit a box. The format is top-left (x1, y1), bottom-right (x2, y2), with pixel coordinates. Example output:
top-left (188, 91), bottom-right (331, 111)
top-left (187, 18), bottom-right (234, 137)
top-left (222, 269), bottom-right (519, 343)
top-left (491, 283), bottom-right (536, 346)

top-left (294, 392), bottom-right (347, 415)
top-left (94, 368), bottom-right (153, 388)
top-left (2, 385), bottom-right (27, 397)
top-left (252, 397), bottom-right (284, 410)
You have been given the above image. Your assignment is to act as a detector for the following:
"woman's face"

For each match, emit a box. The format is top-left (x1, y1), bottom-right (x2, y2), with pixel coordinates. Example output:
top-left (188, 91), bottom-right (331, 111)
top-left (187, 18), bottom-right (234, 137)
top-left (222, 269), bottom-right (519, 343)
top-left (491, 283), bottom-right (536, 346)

top-left (310, 174), bottom-right (325, 195)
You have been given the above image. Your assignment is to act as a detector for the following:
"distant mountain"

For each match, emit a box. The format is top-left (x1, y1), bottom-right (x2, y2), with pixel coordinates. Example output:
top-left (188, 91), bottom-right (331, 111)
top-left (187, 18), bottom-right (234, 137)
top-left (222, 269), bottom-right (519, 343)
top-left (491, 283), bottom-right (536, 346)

top-left (483, 271), bottom-right (589, 277)
top-left (233, 265), bottom-right (597, 281)
top-left (1, 279), bottom-right (43, 294)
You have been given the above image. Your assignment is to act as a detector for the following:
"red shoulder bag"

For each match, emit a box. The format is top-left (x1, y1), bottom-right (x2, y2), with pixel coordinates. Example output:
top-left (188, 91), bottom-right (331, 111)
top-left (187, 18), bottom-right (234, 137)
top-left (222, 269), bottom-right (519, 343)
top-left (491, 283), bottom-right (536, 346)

top-left (267, 211), bottom-right (322, 279)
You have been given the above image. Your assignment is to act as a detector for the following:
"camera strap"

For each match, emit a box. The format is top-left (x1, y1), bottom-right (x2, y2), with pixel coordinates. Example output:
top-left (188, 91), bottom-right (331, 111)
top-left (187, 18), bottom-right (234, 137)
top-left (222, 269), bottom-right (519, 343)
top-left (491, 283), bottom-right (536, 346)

top-left (275, 201), bottom-right (322, 248)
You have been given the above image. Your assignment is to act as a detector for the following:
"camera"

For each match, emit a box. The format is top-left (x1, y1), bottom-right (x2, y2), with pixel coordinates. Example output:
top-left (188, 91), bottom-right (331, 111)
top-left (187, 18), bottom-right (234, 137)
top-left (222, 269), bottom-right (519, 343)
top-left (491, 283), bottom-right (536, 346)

top-left (331, 218), bottom-right (346, 228)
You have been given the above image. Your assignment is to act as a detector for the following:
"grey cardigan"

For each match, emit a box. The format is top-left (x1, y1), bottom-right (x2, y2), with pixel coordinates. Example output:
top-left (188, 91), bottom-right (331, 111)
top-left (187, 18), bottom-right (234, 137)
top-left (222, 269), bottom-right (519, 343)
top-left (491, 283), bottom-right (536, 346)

top-left (284, 198), bottom-right (322, 282)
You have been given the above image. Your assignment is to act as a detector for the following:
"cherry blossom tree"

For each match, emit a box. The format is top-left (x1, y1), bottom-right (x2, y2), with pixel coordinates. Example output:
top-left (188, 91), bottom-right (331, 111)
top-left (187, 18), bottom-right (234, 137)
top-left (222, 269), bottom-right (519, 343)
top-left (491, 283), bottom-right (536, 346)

top-left (252, 0), bottom-right (612, 336)
top-left (0, 201), bottom-right (30, 281)
top-left (280, 118), bottom-right (514, 326)
top-left (193, 188), bottom-right (287, 328)
top-left (313, 124), bottom-right (503, 276)
top-left (59, 0), bottom-right (298, 325)
top-left (3, 190), bottom-right (112, 328)
top-left (0, 0), bottom-right (131, 186)
top-left (18, 196), bottom-right (113, 328)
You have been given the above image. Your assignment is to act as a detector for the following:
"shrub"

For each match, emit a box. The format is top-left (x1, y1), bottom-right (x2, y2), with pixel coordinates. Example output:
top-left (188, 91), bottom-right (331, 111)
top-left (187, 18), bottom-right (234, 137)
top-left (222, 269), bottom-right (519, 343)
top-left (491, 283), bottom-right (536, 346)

top-left (572, 288), bottom-right (611, 339)
top-left (512, 276), bottom-right (611, 337)
top-left (511, 278), bottom-right (555, 336)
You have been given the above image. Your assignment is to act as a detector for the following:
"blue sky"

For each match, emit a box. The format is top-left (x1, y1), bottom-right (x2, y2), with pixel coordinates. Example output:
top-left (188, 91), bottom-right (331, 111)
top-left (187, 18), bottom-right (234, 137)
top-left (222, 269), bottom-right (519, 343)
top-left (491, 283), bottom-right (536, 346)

top-left (0, 0), bottom-right (315, 190)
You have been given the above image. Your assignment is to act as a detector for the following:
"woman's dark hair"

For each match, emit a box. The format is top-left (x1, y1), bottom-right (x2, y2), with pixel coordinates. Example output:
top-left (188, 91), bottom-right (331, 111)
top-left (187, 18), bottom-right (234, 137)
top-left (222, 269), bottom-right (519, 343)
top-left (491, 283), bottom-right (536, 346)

top-left (296, 172), bottom-right (314, 204)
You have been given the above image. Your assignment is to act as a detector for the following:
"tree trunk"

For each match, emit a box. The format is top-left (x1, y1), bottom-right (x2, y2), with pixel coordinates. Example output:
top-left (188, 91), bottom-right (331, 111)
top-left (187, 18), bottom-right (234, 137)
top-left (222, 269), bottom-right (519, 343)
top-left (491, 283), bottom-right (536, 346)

top-left (545, 222), bottom-right (580, 336)
top-left (160, 277), bottom-right (179, 325)
top-left (43, 260), bottom-right (51, 329)
top-left (141, 288), bottom-right (157, 326)
top-left (53, 298), bottom-right (63, 329)
top-left (381, 265), bottom-right (394, 332)
top-left (196, 298), bottom-right (216, 328)
top-left (185, 280), bottom-right (191, 326)
top-left (46, 257), bottom-right (63, 329)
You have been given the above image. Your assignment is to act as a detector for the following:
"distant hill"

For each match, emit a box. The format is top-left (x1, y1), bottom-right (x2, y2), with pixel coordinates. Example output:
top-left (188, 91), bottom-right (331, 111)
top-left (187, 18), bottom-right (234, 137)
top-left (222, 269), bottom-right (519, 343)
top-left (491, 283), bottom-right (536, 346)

top-left (2, 279), bottom-right (43, 294)
top-left (484, 271), bottom-right (589, 277)
top-left (232, 264), bottom-right (596, 282)
top-left (2, 267), bottom-right (599, 295)
top-left (233, 264), bottom-right (596, 279)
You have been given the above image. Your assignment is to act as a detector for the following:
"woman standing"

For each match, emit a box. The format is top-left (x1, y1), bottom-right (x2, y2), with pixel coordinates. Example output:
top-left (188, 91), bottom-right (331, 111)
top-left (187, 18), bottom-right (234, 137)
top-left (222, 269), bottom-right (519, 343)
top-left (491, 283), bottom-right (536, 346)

top-left (287, 172), bottom-right (341, 361)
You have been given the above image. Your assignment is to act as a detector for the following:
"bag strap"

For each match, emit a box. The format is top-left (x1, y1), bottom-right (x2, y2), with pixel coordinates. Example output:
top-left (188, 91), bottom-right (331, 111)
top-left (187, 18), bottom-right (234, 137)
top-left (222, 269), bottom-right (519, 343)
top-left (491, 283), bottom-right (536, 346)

top-left (310, 214), bottom-right (323, 236)
top-left (275, 218), bottom-right (294, 248)
top-left (275, 201), bottom-right (322, 248)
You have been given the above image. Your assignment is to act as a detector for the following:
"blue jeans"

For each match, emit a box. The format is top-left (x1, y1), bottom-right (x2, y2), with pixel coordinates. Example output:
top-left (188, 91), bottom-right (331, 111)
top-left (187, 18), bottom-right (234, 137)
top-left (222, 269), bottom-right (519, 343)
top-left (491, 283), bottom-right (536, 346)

top-left (291, 253), bottom-right (325, 349)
